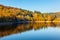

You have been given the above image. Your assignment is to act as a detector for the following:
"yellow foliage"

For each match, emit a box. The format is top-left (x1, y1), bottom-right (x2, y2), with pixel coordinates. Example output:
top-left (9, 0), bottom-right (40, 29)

top-left (25, 15), bottom-right (31, 20)
top-left (16, 15), bottom-right (24, 19)
top-left (53, 18), bottom-right (60, 21)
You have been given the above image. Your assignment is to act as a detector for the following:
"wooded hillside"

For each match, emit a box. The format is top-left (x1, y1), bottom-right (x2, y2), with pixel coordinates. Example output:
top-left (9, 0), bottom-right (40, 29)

top-left (0, 5), bottom-right (60, 22)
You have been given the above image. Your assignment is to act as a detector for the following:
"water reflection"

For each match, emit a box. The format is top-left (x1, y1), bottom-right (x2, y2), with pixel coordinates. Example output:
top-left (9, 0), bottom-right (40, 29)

top-left (0, 22), bottom-right (60, 37)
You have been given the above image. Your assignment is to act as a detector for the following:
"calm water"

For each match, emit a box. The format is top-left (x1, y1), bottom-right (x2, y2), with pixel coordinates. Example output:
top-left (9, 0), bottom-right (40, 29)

top-left (0, 22), bottom-right (60, 40)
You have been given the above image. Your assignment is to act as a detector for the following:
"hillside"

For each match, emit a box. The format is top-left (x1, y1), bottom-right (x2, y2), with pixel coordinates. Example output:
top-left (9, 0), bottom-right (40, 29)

top-left (0, 5), bottom-right (60, 22)
top-left (0, 5), bottom-right (33, 22)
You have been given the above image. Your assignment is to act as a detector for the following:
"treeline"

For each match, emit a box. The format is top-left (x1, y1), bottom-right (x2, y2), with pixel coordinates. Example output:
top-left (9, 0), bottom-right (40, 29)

top-left (0, 5), bottom-right (60, 22)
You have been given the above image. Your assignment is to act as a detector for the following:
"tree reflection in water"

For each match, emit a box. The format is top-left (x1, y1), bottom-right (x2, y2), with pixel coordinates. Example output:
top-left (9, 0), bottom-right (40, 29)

top-left (0, 22), bottom-right (60, 37)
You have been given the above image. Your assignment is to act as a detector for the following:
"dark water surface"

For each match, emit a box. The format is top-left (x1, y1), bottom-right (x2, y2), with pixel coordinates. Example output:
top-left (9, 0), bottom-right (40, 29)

top-left (0, 22), bottom-right (60, 40)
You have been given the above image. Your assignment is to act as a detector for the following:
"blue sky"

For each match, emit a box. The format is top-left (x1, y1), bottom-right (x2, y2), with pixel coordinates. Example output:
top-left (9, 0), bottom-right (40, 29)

top-left (0, 0), bottom-right (60, 13)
